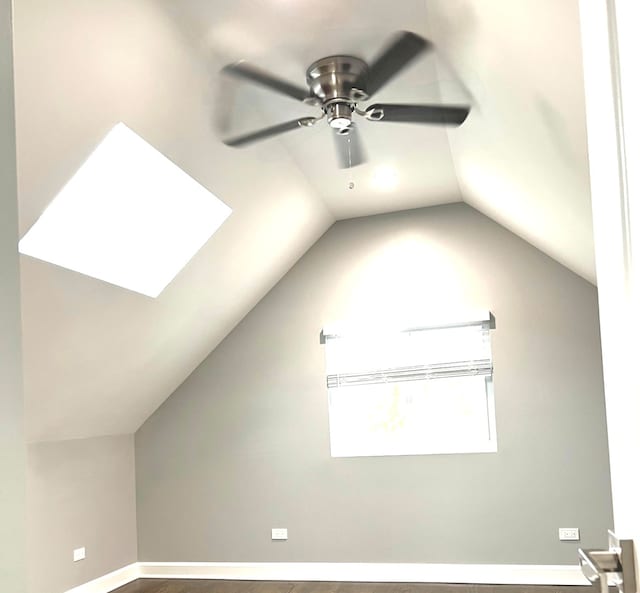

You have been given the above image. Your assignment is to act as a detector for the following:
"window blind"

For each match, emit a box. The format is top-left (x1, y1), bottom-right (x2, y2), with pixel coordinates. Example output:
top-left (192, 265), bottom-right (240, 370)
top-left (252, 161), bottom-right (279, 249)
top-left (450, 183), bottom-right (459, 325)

top-left (324, 317), bottom-right (493, 389)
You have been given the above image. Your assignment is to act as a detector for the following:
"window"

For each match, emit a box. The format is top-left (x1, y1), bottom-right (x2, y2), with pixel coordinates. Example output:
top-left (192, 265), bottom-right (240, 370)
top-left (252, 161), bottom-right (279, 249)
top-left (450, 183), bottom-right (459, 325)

top-left (19, 123), bottom-right (231, 298)
top-left (322, 314), bottom-right (496, 458)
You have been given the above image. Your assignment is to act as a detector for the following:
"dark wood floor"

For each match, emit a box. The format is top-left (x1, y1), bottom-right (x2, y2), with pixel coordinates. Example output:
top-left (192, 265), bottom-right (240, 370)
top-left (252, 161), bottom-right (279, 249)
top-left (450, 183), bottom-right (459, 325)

top-left (112, 580), bottom-right (595, 593)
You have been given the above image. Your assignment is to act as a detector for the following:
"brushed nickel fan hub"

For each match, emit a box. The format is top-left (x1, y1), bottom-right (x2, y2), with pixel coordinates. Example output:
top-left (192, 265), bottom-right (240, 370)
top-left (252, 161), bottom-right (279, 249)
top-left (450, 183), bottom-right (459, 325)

top-left (306, 55), bottom-right (369, 103)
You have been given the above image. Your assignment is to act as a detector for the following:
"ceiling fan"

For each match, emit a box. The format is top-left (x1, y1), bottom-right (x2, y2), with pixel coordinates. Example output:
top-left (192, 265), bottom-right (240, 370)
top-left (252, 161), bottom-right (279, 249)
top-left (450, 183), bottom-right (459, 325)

top-left (221, 31), bottom-right (470, 168)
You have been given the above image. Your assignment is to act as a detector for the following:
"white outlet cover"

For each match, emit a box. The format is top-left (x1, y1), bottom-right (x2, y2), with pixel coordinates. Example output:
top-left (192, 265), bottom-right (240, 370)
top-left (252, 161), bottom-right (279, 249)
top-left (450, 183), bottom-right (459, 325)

top-left (558, 528), bottom-right (580, 541)
top-left (271, 528), bottom-right (288, 540)
top-left (73, 547), bottom-right (86, 562)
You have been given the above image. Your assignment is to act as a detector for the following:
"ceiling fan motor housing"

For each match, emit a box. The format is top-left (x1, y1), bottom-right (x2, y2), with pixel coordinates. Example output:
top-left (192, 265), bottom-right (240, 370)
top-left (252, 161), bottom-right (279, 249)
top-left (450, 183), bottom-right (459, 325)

top-left (306, 55), bottom-right (368, 129)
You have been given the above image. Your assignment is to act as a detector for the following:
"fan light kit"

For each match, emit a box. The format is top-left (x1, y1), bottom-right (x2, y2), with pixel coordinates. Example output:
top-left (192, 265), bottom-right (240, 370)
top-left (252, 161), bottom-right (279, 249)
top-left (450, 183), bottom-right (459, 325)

top-left (221, 31), bottom-right (470, 168)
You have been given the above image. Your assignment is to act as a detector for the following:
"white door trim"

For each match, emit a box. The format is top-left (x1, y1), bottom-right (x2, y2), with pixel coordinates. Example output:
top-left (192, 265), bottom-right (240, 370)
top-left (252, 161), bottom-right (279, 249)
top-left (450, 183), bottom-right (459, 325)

top-left (578, 0), bottom-right (640, 575)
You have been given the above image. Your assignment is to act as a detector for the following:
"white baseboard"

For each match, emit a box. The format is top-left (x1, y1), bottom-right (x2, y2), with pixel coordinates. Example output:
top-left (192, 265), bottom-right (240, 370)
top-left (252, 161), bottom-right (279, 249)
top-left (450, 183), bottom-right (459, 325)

top-left (138, 562), bottom-right (589, 586)
top-left (64, 563), bottom-right (139, 593)
top-left (63, 561), bottom-right (589, 592)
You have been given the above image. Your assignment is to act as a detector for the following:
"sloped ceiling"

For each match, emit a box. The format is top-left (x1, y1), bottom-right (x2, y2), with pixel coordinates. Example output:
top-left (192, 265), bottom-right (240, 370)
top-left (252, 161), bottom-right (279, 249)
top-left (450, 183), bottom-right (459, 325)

top-left (427, 0), bottom-right (595, 282)
top-left (13, 0), bottom-right (594, 442)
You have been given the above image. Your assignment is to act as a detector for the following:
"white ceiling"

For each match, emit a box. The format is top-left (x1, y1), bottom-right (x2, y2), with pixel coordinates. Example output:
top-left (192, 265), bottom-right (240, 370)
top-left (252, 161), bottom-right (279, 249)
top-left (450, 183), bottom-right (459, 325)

top-left (12, 0), bottom-right (595, 442)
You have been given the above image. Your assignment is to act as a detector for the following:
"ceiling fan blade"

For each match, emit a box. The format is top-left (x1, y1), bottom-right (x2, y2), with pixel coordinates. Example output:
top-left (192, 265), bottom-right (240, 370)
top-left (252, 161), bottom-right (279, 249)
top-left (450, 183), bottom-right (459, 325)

top-left (223, 61), bottom-right (310, 102)
top-left (333, 124), bottom-right (366, 169)
top-left (224, 117), bottom-right (315, 147)
top-left (366, 103), bottom-right (470, 126)
top-left (362, 31), bottom-right (432, 97)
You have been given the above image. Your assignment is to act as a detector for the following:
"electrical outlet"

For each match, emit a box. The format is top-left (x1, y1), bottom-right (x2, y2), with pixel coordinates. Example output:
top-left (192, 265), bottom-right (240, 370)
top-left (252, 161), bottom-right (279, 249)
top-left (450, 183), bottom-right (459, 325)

top-left (271, 528), bottom-right (288, 541)
top-left (559, 528), bottom-right (580, 541)
top-left (73, 547), bottom-right (86, 562)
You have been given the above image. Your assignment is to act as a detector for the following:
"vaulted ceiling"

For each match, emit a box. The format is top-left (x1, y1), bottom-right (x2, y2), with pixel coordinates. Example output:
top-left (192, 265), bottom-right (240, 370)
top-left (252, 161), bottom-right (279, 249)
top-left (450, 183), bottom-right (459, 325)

top-left (13, 0), bottom-right (594, 442)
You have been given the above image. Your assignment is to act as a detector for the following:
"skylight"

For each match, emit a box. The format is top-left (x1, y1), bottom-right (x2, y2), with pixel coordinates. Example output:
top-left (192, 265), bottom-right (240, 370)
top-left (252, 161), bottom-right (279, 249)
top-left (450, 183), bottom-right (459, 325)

top-left (19, 123), bottom-right (231, 298)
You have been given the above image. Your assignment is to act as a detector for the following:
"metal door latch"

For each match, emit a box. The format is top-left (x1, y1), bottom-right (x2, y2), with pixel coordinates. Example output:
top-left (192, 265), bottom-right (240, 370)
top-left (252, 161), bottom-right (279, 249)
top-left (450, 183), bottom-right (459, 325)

top-left (579, 530), bottom-right (636, 593)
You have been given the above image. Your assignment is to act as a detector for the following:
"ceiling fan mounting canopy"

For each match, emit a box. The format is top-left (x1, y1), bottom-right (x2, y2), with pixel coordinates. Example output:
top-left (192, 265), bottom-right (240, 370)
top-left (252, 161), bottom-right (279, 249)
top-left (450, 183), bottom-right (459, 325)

top-left (305, 55), bottom-right (369, 102)
top-left (305, 56), bottom-right (368, 130)
top-left (221, 31), bottom-right (471, 169)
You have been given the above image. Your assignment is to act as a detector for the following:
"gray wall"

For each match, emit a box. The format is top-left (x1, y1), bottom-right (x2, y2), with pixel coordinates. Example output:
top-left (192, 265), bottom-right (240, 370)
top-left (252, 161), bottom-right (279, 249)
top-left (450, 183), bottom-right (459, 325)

top-left (136, 203), bottom-right (613, 565)
top-left (27, 435), bottom-right (137, 593)
top-left (0, 1), bottom-right (26, 590)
